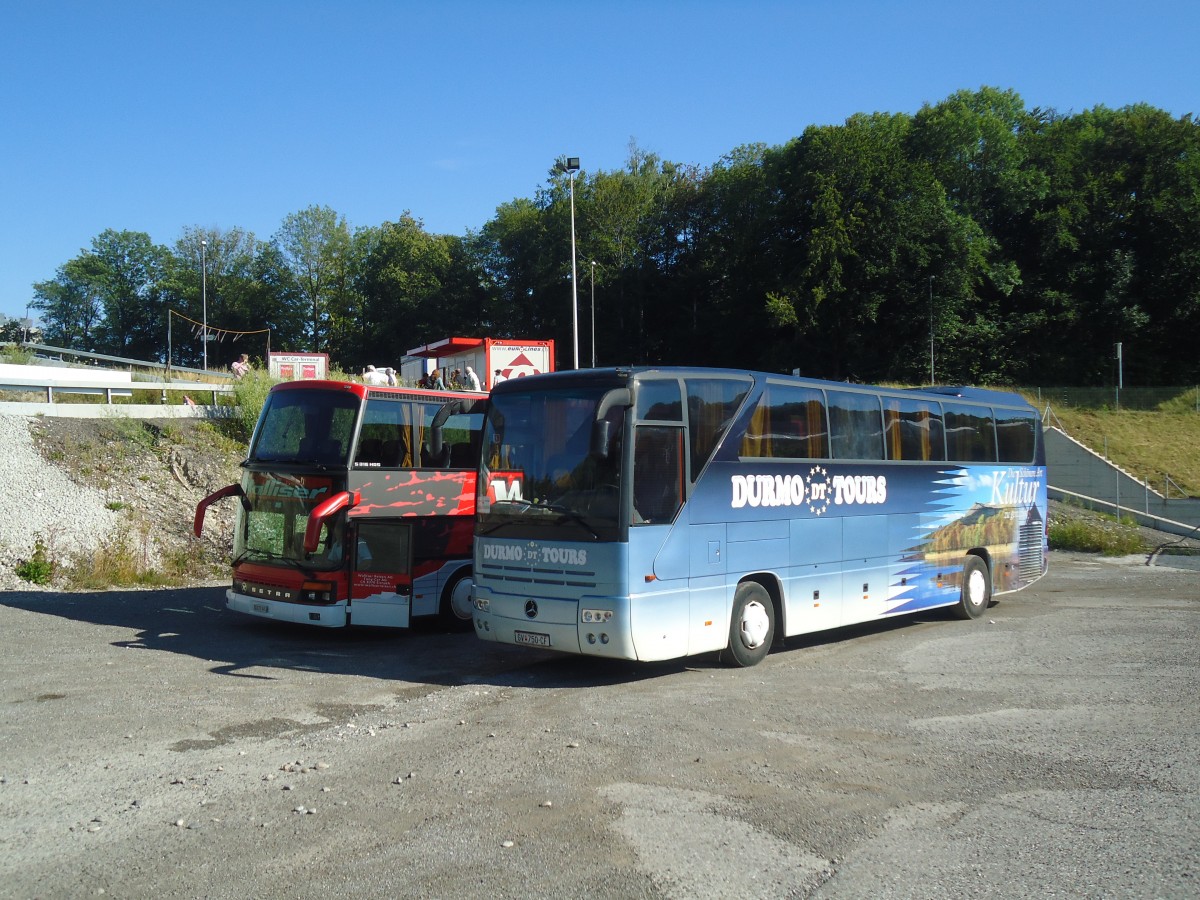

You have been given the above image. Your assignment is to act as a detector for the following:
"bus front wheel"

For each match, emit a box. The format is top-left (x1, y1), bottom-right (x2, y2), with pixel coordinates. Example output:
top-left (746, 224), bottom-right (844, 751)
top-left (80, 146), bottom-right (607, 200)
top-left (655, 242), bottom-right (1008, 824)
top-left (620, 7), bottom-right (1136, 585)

top-left (724, 582), bottom-right (775, 667)
top-left (954, 555), bottom-right (991, 620)
top-left (439, 570), bottom-right (475, 631)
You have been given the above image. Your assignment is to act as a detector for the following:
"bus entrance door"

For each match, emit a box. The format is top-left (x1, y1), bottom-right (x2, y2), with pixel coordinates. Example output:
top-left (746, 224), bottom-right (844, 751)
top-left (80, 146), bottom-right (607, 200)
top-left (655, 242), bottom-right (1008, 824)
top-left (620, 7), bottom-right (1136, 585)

top-left (347, 520), bottom-right (414, 628)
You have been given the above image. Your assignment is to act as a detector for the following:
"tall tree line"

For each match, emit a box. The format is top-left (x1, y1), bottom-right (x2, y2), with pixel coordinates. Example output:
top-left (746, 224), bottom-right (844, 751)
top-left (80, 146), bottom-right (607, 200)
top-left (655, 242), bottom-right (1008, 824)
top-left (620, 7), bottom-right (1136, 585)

top-left (28, 88), bottom-right (1200, 385)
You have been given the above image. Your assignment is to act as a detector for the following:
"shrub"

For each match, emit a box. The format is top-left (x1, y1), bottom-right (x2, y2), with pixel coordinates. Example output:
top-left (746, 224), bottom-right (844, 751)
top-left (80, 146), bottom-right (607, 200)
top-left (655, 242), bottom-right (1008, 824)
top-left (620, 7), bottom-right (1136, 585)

top-left (1048, 518), bottom-right (1145, 556)
top-left (15, 538), bottom-right (55, 584)
top-left (222, 369), bottom-right (275, 444)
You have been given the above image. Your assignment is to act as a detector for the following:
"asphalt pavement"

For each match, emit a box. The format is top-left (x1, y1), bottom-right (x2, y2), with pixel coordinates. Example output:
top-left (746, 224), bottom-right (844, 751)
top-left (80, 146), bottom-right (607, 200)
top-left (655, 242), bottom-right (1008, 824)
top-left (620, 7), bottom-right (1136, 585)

top-left (0, 551), bottom-right (1196, 899)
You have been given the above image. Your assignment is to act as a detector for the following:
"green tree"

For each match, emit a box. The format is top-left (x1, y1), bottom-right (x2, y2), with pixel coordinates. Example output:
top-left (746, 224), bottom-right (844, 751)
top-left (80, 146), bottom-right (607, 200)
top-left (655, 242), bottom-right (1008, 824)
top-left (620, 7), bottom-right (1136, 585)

top-left (31, 255), bottom-right (105, 349)
top-left (88, 229), bottom-right (171, 360)
top-left (1013, 105), bottom-right (1200, 384)
top-left (472, 198), bottom-right (561, 342)
top-left (767, 113), bottom-right (960, 382)
top-left (272, 205), bottom-right (352, 353)
top-left (908, 87), bottom-right (1044, 383)
top-left (161, 227), bottom-right (263, 369)
top-left (353, 214), bottom-right (456, 368)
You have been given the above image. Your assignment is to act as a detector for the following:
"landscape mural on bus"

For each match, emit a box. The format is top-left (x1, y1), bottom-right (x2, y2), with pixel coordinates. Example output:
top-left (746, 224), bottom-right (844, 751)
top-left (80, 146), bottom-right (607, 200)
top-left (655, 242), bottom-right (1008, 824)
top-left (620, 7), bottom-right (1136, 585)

top-left (704, 458), bottom-right (1047, 614)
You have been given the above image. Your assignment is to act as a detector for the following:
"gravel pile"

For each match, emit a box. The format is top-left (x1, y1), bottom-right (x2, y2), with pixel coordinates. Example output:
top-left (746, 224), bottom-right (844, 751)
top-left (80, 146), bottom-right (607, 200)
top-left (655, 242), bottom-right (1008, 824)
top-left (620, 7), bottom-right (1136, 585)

top-left (0, 415), bottom-right (122, 590)
top-left (0, 413), bottom-right (242, 592)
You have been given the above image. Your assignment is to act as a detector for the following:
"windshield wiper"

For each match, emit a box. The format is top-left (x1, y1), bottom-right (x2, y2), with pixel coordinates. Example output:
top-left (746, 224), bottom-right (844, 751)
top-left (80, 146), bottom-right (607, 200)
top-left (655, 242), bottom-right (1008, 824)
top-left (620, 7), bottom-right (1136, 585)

top-left (480, 497), bottom-right (600, 539)
top-left (235, 546), bottom-right (320, 577)
top-left (526, 498), bottom-right (600, 539)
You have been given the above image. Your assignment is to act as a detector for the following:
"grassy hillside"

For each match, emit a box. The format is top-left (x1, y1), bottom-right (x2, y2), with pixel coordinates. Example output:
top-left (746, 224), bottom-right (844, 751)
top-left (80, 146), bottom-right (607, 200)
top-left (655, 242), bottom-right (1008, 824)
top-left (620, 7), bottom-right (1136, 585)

top-left (1043, 401), bottom-right (1200, 497)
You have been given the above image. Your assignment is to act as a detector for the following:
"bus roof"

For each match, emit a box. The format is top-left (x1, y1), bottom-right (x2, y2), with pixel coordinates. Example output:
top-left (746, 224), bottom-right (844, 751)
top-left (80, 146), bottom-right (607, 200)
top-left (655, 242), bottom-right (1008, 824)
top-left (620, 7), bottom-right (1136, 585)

top-left (490, 367), bottom-right (1034, 411)
top-left (268, 379), bottom-right (485, 402)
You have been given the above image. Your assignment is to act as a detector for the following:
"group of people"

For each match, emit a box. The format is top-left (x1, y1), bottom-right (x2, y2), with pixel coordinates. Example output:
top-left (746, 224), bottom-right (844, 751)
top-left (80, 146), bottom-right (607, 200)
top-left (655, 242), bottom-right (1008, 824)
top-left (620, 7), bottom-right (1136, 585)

top-left (362, 365), bottom-right (397, 386)
top-left (417, 365), bottom-right (489, 392)
top-left (233, 354), bottom-right (512, 393)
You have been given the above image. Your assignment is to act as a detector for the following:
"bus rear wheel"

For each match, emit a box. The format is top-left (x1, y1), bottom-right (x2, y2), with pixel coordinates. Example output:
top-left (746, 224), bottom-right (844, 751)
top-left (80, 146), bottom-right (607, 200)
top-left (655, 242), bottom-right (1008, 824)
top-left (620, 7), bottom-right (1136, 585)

top-left (954, 555), bottom-right (991, 620)
top-left (439, 570), bottom-right (475, 631)
top-left (723, 582), bottom-right (775, 667)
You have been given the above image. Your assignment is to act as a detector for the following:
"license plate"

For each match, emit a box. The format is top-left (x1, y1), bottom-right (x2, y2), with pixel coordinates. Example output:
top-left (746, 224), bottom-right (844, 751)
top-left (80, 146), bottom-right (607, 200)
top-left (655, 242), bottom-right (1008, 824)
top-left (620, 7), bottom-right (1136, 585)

top-left (253, 603), bottom-right (269, 614)
top-left (514, 630), bottom-right (551, 647)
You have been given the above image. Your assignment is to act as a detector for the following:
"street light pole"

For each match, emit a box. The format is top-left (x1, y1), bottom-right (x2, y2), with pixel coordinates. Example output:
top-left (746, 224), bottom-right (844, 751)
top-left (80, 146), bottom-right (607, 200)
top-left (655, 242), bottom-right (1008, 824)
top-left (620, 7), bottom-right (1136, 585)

top-left (928, 275), bottom-right (935, 386)
top-left (201, 238), bottom-right (208, 371)
top-left (556, 156), bottom-right (581, 369)
top-left (568, 160), bottom-right (579, 369)
top-left (590, 260), bottom-right (596, 368)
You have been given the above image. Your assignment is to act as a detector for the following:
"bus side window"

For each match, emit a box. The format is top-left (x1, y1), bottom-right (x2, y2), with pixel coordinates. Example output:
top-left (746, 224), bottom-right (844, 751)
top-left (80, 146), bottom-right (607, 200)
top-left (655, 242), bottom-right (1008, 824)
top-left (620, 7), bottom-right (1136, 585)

top-left (827, 390), bottom-right (884, 460)
top-left (944, 403), bottom-right (996, 461)
top-left (884, 398), bottom-right (945, 461)
top-left (633, 426), bottom-right (684, 525)
top-left (381, 432), bottom-right (412, 467)
top-left (995, 411), bottom-right (1036, 463)
top-left (356, 437), bottom-right (383, 466)
top-left (741, 383), bottom-right (827, 459)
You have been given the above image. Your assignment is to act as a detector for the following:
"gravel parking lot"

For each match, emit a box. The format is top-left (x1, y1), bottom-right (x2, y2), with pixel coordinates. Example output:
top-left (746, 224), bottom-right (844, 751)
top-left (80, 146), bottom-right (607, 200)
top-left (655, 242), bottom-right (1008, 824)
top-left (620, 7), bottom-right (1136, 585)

top-left (1, 552), bottom-right (1197, 899)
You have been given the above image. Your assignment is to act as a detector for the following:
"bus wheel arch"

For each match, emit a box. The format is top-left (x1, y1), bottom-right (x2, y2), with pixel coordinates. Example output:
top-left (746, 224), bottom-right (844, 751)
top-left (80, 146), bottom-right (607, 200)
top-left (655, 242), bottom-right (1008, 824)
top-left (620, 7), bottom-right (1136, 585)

top-left (723, 579), bottom-right (778, 667)
top-left (439, 567), bottom-right (475, 630)
top-left (954, 553), bottom-right (992, 620)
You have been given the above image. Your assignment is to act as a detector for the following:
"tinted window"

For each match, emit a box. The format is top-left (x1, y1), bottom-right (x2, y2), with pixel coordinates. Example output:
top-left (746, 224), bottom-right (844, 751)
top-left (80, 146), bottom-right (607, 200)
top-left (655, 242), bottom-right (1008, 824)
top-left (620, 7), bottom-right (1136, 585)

top-left (436, 409), bottom-right (484, 469)
top-left (685, 376), bottom-right (751, 478)
top-left (356, 520), bottom-right (411, 573)
top-left (636, 379), bottom-right (682, 421)
top-left (356, 398), bottom-right (416, 468)
top-left (883, 397), bottom-right (946, 461)
top-left (995, 411), bottom-right (1037, 463)
top-left (741, 383), bottom-right (829, 459)
top-left (943, 403), bottom-right (997, 462)
top-left (633, 426), bottom-right (684, 525)
top-left (253, 389), bottom-right (359, 464)
top-left (827, 390), bottom-right (884, 460)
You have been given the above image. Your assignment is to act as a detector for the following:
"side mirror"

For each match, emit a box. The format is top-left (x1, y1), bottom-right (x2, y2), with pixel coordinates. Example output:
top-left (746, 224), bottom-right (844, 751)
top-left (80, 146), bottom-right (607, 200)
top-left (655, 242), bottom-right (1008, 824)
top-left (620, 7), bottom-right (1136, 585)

top-left (590, 387), bottom-right (631, 459)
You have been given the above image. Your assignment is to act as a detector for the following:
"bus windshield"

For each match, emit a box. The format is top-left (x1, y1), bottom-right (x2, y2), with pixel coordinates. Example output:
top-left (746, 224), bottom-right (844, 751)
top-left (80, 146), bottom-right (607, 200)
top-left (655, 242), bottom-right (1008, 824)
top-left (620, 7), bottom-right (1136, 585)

top-left (252, 388), bottom-right (359, 466)
top-left (233, 471), bottom-right (346, 569)
top-left (478, 386), bottom-right (624, 542)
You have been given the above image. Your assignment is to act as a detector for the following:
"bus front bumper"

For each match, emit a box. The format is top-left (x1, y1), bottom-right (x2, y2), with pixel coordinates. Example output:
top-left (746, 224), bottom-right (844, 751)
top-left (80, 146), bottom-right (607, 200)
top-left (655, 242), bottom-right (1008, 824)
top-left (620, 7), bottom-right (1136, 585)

top-left (472, 590), bottom-right (637, 659)
top-left (226, 589), bottom-right (349, 628)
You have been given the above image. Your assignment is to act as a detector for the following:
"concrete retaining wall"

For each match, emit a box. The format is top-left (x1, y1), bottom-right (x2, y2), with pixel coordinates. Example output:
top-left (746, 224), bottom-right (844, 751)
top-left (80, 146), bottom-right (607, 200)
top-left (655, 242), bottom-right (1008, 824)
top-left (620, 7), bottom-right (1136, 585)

top-left (1046, 426), bottom-right (1200, 536)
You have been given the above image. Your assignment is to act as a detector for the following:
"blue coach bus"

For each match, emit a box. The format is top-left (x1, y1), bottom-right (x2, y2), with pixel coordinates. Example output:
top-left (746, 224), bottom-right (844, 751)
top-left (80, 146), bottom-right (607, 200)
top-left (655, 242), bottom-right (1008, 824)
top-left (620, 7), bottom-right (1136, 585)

top-left (470, 367), bottom-right (1047, 667)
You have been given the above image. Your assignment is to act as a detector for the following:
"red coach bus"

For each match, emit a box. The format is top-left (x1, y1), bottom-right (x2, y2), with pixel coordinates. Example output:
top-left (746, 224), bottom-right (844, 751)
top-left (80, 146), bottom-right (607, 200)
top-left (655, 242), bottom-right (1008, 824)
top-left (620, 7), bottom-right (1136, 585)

top-left (195, 380), bottom-right (486, 628)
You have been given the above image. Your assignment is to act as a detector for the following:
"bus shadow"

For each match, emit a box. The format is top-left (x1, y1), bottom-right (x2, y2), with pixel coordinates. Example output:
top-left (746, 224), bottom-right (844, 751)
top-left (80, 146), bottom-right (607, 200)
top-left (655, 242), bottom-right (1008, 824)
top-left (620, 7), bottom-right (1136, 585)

top-left (0, 586), bottom-right (545, 687)
top-left (774, 606), bottom-right (978, 656)
top-left (0, 588), bottom-right (973, 690)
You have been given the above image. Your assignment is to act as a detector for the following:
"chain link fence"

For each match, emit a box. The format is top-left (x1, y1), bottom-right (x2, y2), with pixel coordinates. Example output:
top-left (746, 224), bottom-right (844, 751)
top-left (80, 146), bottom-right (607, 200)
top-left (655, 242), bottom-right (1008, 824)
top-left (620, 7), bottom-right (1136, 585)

top-left (1024, 386), bottom-right (1200, 412)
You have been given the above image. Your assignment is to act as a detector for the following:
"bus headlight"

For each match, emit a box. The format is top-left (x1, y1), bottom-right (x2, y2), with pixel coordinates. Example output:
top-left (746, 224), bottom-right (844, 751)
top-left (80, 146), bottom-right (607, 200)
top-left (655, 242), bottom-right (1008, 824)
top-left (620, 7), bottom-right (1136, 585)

top-left (474, 596), bottom-right (490, 612)
top-left (581, 609), bottom-right (612, 623)
top-left (300, 581), bottom-right (335, 603)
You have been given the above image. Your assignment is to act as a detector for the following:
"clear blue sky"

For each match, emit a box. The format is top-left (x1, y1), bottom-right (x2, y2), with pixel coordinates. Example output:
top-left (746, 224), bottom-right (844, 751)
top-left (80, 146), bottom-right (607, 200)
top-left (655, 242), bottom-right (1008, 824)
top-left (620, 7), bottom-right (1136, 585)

top-left (2, 0), bottom-right (1196, 322)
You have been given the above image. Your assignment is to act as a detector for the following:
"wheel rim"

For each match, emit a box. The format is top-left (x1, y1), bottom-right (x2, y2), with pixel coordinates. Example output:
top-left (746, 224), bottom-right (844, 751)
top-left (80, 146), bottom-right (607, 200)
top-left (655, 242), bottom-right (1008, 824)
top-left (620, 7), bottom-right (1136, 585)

top-left (449, 577), bottom-right (474, 620)
top-left (966, 567), bottom-right (987, 608)
top-left (739, 600), bottom-right (770, 649)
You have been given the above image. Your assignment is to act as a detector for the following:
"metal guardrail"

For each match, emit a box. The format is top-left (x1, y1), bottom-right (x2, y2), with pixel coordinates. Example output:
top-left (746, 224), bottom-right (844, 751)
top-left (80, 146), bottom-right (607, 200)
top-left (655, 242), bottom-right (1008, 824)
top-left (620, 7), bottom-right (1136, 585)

top-left (19, 341), bottom-right (233, 381)
top-left (0, 375), bottom-right (234, 405)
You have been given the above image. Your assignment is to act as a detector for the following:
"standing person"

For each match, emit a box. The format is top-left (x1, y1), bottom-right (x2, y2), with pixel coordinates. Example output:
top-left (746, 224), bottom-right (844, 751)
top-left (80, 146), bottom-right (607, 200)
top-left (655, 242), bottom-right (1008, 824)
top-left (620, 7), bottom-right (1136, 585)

top-left (430, 368), bottom-right (445, 390)
top-left (231, 353), bottom-right (251, 379)
top-left (450, 369), bottom-right (463, 390)
top-left (385, 367), bottom-right (397, 386)
top-left (464, 366), bottom-right (481, 391)
top-left (493, 368), bottom-right (507, 385)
